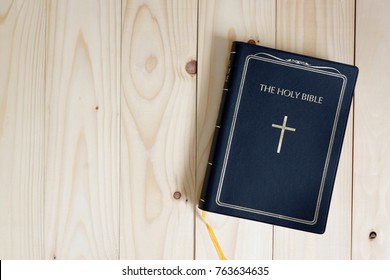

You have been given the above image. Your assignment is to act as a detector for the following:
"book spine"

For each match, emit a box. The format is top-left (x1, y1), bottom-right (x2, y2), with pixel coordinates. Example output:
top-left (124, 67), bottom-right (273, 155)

top-left (198, 42), bottom-right (237, 210)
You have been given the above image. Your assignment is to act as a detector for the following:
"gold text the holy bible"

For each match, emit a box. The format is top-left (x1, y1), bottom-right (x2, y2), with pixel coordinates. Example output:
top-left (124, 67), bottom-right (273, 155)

top-left (260, 83), bottom-right (324, 104)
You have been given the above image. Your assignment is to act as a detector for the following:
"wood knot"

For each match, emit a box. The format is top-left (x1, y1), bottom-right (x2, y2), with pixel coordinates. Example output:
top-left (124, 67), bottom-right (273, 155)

top-left (173, 191), bottom-right (182, 200)
top-left (247, 39), bottom-right (257, 44)
top-left (185, 60), bottom-right (197, 75)
top-left (145, 55), bottom-right (158, 73)
top-left (369, 231), bottom-right (377, 240)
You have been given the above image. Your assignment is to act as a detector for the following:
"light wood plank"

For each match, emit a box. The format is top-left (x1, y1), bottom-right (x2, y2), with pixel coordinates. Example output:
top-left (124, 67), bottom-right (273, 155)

top-left (353, 0), bottom-right (390, 259)
top-left (120, 0), bottom-right (197, 259)
top-left (196, 0), bottom-right (275, 260)
top-left (0, 0), bottom-right (45, 259)
top-left (45, 0), bottom-right (120, 259)
top-left (2, 0), bottom-right (381, 261)
top-left (274, 0), bottom-right (355, 259)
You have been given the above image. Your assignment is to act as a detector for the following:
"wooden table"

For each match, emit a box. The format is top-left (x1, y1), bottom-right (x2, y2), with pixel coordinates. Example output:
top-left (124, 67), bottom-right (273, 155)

top-left (0, 0), bottom-right (388, 259)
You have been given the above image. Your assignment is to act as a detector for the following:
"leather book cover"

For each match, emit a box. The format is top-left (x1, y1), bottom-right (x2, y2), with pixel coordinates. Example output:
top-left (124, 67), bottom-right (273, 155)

top-left (198, 41), bottom-right (358, 234)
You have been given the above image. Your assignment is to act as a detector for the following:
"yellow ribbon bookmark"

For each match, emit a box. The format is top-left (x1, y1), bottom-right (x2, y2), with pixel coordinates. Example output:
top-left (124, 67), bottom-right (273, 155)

top-left (201, 211), bottom-right (228, 260)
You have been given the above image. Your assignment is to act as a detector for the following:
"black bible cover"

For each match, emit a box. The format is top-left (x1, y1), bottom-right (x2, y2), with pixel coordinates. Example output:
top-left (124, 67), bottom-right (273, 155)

top-left (198, 41), bottom-right (358, 234)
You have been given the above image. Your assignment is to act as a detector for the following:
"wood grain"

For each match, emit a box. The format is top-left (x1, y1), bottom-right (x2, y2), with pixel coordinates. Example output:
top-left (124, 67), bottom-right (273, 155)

top-left (274, 0), bottom-right (355, 259)
top-left (0, 0), bottom-right (45, 259)
top-left (0, 0), bottom-right (389, 260)
top-left (45, 0), bottom-right (120, 259)
top-left (353, 0), bottom-right (390, 259)
top-left (196, 0), bottom-right (275, 260)
top-left (120, 0), bottom-right (197, 259)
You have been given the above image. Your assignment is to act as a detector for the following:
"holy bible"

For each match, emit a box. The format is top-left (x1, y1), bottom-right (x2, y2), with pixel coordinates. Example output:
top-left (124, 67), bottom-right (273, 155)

top-left (198, 41), bottom-right (358, 234)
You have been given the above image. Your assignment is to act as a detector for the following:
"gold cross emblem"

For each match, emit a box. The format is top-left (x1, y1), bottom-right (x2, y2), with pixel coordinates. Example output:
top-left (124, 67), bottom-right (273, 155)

top-left (271, 116), bottom-right (296, 153)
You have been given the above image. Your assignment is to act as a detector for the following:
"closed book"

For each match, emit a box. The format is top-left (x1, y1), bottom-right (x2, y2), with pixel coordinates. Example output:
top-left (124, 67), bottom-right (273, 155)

top-left (198, 41), bottom-right (358, 234)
